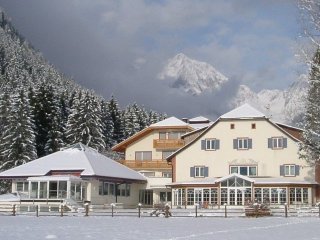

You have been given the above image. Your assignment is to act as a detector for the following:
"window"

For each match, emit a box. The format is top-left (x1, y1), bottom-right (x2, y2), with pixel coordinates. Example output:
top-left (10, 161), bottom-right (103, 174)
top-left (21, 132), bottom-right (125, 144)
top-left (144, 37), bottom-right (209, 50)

top-left (285, 165), bottom-right (295, 176)
top-left (268, 137), bottom-right (287, 149)
top-left (140, 171), bottom-right (155, 177)
top-left (99, 181), bottom-right (115, 196)
top-left (251, 123), bottom-right (256, 129)
top-left (162, 172), bottom-right (172, 178)
top-left (135, 151), bottom-right (152, 160)
top-left (16, 181), bottom-right (29, 192)
top-left (117, 184), bottom-right (131, 197)
top-left (159, 132), bottom-right (166, 139)
top-left (280, 164), bottom-right (299, 177)
top-left (230, 124), bottom-right (235, 129)
top-left (195, 166), bottom-right (205, 177)
top-left (190, 166), bottom-right (208, 178)
top-left (139, 190), bottom-right (153, 205)
top-left (201, 139), bottom-right (220, 150)
top-left (230, 166), bottom-right (257, 176)
top-left (234, 138), bottom-right (252, 150)
top-left (162, 151), bottom-right (175, 159)
top-left (159, 132), bottom-right (186, 140)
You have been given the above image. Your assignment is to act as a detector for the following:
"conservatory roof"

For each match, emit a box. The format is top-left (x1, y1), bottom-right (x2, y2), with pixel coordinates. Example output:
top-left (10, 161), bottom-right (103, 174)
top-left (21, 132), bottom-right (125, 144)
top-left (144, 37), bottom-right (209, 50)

top-left (0, 143), bottom-right (146, 183)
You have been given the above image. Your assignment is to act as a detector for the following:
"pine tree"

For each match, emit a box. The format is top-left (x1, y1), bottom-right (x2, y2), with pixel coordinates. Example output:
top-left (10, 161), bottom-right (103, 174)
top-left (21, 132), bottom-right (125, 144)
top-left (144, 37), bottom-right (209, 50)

top-left (0, 88), bottom-right (37, 170)
top-left (123, 103), bottom-right (140, 138)
top-left (44, 85), bottom-right (65, 154)
top-left (101, 100), bottom-right (115, 149)
top-left (108, 96), bottom-right (124, 143)
top-left (300, 48), bottom-right (320, 166)
top-left (66, 91), bottom-right (106, 151)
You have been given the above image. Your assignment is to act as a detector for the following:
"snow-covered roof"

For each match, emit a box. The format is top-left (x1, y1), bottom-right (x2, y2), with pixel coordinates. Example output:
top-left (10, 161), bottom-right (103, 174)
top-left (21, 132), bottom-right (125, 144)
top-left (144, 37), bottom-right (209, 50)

top-left (167, 175), bottom-right (317, 187)
top-left (150, 116), bottom-right (189, 127)
top-left (0, 143), bottom-right (146, 182)
top-left (215, 173), bottom-right (254, 183)
top-left (253, 178), bottom-right (317, 185)
top-left (189, 116), bottom-right (210, 122)
top-left (188, 123), bottom-right (211, 129)
top-left (220, 104), bottom-right (266, 119)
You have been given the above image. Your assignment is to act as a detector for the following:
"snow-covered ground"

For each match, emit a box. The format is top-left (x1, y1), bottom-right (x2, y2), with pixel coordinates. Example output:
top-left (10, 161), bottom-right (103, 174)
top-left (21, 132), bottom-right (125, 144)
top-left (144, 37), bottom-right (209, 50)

top-left (0, 216), bottom-right (320, 240)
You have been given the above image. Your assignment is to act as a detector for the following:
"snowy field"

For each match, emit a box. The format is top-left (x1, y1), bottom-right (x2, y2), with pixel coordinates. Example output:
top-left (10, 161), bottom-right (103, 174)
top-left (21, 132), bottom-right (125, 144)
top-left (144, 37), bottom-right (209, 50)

top-left (1, 216), bottom-right (320, 240)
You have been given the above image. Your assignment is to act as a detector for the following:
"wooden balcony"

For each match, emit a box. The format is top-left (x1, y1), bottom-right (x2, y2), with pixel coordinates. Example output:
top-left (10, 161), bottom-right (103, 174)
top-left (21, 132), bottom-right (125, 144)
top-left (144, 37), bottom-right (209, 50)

top-left (153, 139), bottom-right (185, 149)
top-left (117, 160), bottom-right (171, 170)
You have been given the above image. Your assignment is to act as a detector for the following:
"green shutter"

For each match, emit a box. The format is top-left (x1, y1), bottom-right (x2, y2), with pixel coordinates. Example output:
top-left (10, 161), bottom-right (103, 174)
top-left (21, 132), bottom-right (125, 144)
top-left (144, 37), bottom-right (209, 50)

top-left (280, 165), bottom-right (285, 176)
top-left (204, 167), bottom-right (209, 177)
top-left (190, 167), bottom-right (195, 177)
top-left (248, 139), bottom-right (252, 149)
top-left (233, 139), bottom-right (238, 149)
top-left (201, 140), bottom-right (206, 150)
top-left (215, 139), bottom-right (220, 150)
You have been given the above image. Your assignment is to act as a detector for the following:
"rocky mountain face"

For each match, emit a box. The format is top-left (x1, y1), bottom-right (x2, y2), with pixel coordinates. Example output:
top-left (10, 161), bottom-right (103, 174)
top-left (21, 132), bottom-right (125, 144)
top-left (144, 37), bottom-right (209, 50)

top-left (160, 53), bottom-right (308, 125)
top-left (159, 53), bottom-right (228, 95)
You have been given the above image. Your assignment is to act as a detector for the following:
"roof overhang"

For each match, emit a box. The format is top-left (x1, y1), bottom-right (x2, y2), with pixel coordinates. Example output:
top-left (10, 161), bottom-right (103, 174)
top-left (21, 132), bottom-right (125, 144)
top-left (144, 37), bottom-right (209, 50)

top-left (112, 125), bottom-right (194, 152)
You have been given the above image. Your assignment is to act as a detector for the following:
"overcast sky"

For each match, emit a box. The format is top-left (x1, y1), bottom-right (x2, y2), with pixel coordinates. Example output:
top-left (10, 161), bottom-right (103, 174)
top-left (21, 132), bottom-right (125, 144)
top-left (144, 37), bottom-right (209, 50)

top-left (0, 0), bottom-right (304, 119)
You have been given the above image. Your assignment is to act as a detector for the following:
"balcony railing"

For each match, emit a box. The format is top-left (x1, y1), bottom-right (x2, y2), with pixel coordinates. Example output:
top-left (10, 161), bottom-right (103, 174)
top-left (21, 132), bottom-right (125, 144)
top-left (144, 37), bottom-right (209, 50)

top-left (153, 139), bottom-right (185, 149)
top-left (117, 160), bottom-right (171, 170)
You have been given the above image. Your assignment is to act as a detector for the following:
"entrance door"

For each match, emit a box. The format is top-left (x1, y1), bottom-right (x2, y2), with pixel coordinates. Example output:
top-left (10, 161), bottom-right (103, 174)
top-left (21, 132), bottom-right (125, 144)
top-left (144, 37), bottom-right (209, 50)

top-left (226, 188), bottom-right (246, 205)
top-left (194, 189), bottom-right (202, 204)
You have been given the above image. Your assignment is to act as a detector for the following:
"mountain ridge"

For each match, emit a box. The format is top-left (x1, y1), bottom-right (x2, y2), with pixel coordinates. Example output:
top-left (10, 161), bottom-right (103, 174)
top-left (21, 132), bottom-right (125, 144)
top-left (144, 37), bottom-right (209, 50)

top-left (160, 53), bottom-right (307, 125)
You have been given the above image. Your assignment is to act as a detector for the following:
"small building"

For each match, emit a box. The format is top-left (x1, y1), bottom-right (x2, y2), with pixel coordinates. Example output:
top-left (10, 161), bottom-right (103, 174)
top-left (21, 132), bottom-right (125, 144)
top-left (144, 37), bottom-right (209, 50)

top-left (0, 143), bottom-right (146, 207)
top-left (167, 104), bottom-right (319, 208)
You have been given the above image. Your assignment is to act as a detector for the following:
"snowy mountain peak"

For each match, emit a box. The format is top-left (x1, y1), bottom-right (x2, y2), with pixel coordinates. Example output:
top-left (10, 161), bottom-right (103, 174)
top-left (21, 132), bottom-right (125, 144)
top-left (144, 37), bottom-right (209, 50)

top-left (159, 53), bottom-right (228, 95)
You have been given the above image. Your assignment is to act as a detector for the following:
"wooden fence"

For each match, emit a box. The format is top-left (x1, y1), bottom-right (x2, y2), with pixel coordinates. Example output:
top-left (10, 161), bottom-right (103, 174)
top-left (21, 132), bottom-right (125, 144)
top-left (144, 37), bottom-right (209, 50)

top-left (0, 203), bottom-right (320, 218)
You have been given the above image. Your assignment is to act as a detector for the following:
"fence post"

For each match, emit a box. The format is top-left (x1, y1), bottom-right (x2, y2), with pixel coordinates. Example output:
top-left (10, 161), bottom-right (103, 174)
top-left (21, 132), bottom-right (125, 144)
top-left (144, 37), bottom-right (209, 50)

top-left (36, 205), bottom-right (39, 217)
top-left (111, 203), bottom-right (115, 217)
top-left (12, 204), bottom-right (16, 216)
top-left (195, 204), bottom-right (198, 218)
top-left (224, 203), bottom-right (227, 218)
top-left (138, 203), bottom-right (142, 218)
top-left (284, 203), bottom-right (288, 218)
top-left (85, 203), bottom-right (89, 217)
top-left (60, 204), bottom-right (64, 217)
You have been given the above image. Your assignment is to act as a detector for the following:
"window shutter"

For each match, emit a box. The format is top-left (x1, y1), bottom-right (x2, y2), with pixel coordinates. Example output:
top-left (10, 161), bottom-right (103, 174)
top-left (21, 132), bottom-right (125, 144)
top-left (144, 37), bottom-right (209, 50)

top-left (190, 167), bottom-right (195, 177)
top-left (295, 165), bottom-right (300, 176)
top-left (248, 139), bottom-right (252, 149)
top-left (283, 138), bottom-right (287, 148)
top-left (280, 165), bottom-right (285, 176)
top-left (233, 139), bottom-right (238, 149)
top-left (215, 140), bottom-right (220, 150)
top-left (268, 138), bottom-right (272, 148)
top-left (201, 140), bottom-right (206, 150)
top-left (204, 167), bottom-right (209, 177)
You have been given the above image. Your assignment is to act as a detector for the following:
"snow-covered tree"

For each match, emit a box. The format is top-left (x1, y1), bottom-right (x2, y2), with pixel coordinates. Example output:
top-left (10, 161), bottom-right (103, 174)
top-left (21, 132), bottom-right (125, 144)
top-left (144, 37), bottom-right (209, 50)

top-left (66, 91), bottom-right (106, 151)
top-left (108, 96), bottom-right (124, 143)
top-left (123, 103), bottom-right (140, 139)
top-left (300, 49), bottom-right (320, 165)
top-left (0, 89), bottom-right (37, 170)
top-left (101, 100), bottom-right (114, 149)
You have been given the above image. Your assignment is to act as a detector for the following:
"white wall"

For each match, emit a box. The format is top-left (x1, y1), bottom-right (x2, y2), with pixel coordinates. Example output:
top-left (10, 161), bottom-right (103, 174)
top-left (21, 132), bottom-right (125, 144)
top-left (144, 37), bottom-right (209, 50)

top-left (175, 119), bottom-right (313, 182)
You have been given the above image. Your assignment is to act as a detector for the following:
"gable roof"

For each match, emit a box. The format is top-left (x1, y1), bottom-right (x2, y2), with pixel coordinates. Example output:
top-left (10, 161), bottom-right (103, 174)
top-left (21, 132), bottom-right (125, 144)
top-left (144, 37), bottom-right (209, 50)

top-left (150, 116), bottom-right (189, 127)
top-left (112, 117), bottom-right (193, 152)
top-left (220, 103), bottom-right (266, 119)
top-left (167, 104), bottom-right (302, 162)
top-left (0, 143), bottom-right (146, 183)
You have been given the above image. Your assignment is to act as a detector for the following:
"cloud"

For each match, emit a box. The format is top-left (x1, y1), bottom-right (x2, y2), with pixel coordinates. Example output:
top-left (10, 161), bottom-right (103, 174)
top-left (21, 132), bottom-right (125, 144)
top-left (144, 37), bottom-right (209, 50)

top-left (0, 0), bottom-right (303, 118)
